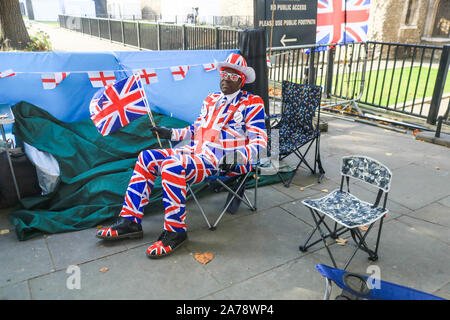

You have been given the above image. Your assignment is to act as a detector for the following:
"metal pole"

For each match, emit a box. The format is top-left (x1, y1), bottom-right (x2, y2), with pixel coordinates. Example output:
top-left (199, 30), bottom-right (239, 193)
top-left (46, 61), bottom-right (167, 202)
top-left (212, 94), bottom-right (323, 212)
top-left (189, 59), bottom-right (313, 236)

top-left (0, 122), bottom-right (21, 200)
top-left (427, 44), bottom-right (450, 125)
top-left (157, 22), bottom-right (161, 50)
top-left (308, 48), bottom-right (316, 85)
top-left (136, 20), bottom-right (141, 49)
top-left (121, 19), bottom-right (125, 45)
top-left (325, 47), bottom-right (335, 98)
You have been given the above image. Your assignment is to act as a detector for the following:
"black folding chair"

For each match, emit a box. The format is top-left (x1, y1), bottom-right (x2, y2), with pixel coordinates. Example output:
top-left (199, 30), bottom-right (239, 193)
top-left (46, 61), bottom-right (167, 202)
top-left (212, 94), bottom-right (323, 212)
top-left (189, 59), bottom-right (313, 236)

top-left (270, 81), bottom-right (325, 187)
top-left (186, 165), bottom-right (259, 230)
top-left (299, 155), bottom-right (392, 270)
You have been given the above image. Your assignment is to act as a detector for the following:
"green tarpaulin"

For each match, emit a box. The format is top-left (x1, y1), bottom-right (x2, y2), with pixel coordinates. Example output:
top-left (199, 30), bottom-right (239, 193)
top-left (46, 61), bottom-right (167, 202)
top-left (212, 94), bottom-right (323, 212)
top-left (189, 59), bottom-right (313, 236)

top-left (9, 101), bottom-right (292, 241)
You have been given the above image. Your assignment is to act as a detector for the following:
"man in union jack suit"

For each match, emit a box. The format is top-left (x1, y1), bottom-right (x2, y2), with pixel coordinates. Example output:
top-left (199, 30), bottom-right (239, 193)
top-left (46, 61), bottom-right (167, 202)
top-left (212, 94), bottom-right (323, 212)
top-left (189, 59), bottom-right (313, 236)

top-left (96, 53), bottom-right (268, 258)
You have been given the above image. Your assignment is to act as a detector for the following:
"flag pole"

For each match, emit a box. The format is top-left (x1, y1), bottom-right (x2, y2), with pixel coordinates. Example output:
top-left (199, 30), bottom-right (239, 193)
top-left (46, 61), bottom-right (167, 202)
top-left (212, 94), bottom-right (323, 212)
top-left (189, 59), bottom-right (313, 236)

top-left (135, 73), bottom-right (163, 148)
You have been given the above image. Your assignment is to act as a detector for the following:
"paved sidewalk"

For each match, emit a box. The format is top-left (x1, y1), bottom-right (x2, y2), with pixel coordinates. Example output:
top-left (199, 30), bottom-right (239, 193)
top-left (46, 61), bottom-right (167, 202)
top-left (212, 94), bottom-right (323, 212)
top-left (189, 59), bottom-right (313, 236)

top-left (0, 114), bottom-right (449, 300)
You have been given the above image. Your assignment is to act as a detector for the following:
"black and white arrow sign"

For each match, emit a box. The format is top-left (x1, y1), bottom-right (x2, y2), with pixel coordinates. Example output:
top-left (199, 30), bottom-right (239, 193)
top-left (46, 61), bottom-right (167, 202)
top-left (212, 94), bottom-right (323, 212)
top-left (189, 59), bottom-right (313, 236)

top-left (280, 34), bottom-right (297, 47)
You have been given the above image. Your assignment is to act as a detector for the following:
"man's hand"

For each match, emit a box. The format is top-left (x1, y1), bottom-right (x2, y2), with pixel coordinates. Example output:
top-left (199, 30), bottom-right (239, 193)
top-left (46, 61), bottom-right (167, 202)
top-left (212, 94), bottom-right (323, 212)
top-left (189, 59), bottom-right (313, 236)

top-left (149, 125), bottom-right (172, 140)
top-left (219, 151), bottom-right (246, 172)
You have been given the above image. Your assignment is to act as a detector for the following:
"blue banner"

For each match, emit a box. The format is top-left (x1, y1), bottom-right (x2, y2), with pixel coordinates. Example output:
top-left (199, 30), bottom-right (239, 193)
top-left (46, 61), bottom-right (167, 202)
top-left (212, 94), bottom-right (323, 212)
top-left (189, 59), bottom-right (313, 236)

top-left (0, 49), bottom-right (238, 124)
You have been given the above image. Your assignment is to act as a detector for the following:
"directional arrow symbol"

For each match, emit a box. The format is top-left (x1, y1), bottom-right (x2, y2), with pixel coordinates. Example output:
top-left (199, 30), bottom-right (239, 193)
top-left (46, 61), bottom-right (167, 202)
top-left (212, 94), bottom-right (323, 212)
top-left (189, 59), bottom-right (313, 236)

top-left (280, 34), bottom-right (297, 47)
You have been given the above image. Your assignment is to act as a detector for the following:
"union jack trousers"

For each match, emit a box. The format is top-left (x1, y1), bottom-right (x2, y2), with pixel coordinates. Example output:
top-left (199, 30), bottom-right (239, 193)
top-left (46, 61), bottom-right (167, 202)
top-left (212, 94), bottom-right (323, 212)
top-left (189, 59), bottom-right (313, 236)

top-left (119, 90), bottom-right (268, 232)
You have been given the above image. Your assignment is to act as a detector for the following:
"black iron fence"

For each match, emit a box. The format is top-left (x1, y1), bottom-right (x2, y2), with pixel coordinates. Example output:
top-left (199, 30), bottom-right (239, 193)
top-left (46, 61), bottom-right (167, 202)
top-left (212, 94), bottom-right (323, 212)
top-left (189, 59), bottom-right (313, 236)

top-left (58, 15), bottom-right (240, 51)
top-left (268, 42), bottom-right (450, 124)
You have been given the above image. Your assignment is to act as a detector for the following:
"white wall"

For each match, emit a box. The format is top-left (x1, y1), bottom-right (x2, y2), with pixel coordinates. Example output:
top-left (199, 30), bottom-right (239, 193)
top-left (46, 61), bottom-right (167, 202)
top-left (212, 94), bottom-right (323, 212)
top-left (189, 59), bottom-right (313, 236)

top-left (63, 0), bottom-right (96, 17)
top-left (107, 0), bottom-right (142, 19)
top-left (31, 0), bottom-right (61, 21)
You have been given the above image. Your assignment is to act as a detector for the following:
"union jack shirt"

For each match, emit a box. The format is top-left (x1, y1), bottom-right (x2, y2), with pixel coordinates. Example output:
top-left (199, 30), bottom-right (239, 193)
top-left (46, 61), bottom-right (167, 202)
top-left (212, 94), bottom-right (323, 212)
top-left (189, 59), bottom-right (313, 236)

top-left (171, 90), bottom-right (268, 166)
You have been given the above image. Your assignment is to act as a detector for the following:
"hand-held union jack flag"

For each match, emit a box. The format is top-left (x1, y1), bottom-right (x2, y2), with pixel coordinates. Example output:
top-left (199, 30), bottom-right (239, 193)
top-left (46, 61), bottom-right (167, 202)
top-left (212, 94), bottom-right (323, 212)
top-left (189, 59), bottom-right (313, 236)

top-left (89, 75), bottom-right (149, 136)
top-left (316, 0), bottom-right (370, 45)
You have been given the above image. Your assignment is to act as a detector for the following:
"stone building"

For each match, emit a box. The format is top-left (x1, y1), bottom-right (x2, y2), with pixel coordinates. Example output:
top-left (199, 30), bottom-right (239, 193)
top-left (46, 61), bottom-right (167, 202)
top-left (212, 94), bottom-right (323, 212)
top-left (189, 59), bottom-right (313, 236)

top-left (360, 0), bottom-right (449, 45)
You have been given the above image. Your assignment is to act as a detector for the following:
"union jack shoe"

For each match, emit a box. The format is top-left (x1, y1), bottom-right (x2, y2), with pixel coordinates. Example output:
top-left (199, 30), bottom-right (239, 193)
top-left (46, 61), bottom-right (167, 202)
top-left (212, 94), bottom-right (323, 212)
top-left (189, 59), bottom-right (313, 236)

top-left (146, 230), bottom-right (187, 259)
top-left (96, 217), bottom-right (143, 240)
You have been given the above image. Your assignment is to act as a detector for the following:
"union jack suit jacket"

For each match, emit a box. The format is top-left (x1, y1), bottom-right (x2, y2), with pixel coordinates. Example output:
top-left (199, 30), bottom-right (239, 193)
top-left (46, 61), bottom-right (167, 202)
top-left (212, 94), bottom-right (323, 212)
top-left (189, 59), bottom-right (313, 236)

top-left (171, 90), bottom-right (268, 167)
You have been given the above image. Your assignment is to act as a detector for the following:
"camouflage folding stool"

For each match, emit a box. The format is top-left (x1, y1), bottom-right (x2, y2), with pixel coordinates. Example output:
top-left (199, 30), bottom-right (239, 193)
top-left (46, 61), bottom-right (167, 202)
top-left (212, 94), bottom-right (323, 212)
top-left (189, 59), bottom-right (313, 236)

top-left (299, 155), bottom-right (392, 270)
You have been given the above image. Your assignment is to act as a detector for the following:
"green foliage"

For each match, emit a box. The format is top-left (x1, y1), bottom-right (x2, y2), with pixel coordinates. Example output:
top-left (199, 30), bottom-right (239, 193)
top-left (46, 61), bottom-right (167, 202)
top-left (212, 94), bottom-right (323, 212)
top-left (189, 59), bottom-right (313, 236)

top-left (24, 30), bottom-right (52, 51)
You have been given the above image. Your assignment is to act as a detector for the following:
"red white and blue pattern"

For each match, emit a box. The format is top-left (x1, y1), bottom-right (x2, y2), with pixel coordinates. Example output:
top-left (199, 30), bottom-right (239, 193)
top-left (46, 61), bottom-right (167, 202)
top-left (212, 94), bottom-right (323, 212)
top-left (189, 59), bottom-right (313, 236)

top-left (316, 0), bottom-right (370, 45)
top-left (97, 228), bottom-right (118, 237)
top-left (41, 72), bottom-right (70, 90)
top-left (89, 75), bottom-right (148, 136)
top-left (0, 69), bottom-right (16, 79)
top-left (224, 53), bottom-right (248, 68)
top-left (119, 148), bottom-right (217, 231)
top-left (147, 241), bottom-right (172, 256)
top-left (170, 65), bottom-right (190, 81)
top-left (172, 90), bottom-right (267, 166)
top-left (119, 90), bottom-right (268, 233)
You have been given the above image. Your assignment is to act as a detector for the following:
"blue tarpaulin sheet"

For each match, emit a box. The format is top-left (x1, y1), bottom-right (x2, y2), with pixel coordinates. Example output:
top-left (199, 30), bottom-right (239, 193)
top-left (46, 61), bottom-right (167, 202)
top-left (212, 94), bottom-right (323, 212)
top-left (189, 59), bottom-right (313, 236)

top-left (0, 49), bottom-right (238, 123)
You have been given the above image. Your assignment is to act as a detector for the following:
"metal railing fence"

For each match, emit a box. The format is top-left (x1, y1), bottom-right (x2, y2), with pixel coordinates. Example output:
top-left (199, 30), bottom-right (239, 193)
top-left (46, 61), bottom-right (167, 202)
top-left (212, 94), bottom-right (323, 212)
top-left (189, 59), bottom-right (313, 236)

top-left (267, 42), bottom-right (449, 123)
top-left (59, 15), bottom-right (240, 51)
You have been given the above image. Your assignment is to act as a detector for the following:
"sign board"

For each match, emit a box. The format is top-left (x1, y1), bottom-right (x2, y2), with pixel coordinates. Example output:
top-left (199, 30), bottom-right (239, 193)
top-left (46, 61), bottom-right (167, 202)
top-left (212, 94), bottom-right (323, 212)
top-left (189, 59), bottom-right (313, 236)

top-left (254, 0), bottom-right (317, 47)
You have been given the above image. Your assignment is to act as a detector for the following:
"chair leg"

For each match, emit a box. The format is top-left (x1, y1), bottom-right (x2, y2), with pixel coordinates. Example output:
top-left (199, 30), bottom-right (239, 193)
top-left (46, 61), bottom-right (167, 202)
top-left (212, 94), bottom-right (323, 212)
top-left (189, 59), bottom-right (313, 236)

top-left (315, 138), bottom-right (326, 184)
top-left (344, 223), bottom-right (377, 270)
top-left (187, 184), bottom-right (213, 230)
top-left (310, 210), bottom-right (339, 268)
top-left (253, 165), bottom-right (258, 211)
top-left (210, 172), bottom-right (254, 229)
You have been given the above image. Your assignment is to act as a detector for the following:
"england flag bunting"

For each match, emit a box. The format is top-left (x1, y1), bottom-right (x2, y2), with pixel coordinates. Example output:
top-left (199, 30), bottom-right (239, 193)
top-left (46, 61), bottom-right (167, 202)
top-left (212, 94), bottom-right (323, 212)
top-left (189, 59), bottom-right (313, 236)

top-left (0, 69), bottom-right (16, 79)
top-left (41, 72), bottom-right (70, 90)
top-left (135, 68), bottom-right (158, 85)
top-left (170, 65), bottom-right (190, 81)
top-left (0, 61), bottom-right (220, 86)
top-left (203, 62), bottom-right (217, 72)
top-left (88, 71), bottom-right (116, 88)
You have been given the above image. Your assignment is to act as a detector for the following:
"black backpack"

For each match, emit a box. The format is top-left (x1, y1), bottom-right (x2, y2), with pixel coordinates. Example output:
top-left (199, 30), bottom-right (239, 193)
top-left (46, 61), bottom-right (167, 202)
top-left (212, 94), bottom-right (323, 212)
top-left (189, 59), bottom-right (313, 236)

top-left (0, 149), bottom-right (41, 209)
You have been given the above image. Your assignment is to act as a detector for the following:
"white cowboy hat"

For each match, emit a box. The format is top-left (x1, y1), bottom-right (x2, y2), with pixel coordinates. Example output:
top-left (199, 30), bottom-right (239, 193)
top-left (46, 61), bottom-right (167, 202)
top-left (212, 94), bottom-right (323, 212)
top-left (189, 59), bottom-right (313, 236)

top-left (216, 53), bottom-right (256, 84)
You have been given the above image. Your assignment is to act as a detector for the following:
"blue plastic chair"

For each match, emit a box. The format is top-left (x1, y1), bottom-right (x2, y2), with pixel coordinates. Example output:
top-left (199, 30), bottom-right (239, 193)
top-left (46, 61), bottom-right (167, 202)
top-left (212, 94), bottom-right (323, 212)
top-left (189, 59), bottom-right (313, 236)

top-left (316, 264), bottom-right (445, 300)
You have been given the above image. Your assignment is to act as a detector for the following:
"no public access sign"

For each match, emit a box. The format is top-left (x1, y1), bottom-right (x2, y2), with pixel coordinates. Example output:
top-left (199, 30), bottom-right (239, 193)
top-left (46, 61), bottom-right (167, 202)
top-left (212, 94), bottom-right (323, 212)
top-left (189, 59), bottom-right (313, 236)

top-left (254, 0), bottom-right (317, 47)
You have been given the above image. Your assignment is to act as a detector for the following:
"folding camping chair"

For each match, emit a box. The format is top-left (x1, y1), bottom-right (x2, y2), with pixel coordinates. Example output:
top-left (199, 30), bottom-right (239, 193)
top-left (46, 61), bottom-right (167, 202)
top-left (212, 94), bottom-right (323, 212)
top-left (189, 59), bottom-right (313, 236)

top-left (270, 81), bottom-right (325, 187)
top-left (316, 264), bottom-right (445, 300)
top-left (162, 139), bottom-right (260, 231)
top-left (299, 155), bottom-right (392, 270)
top-left (186, 165), bottom-right (259, 230)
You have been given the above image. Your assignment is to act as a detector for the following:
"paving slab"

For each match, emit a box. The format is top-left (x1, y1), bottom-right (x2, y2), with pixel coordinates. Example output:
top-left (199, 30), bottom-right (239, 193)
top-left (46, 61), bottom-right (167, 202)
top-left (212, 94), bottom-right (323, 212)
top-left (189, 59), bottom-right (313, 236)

top-left (438, 195), bottom-right (450, 208)
top-left (29, 245), bottom-right (221, 300)
top-left (396, 215), bottom-right (450, 245)
top-left (0, 281), bottom-right (31, 300)
top-left (387, 163), bottom-right (450, 211)
top-left (433, 282), bottom-right (450, 299)
top-left (0, 231), bottom-right (53, 288)
top-left (205, 255), bottom-right (328, 300)
top-left (406, 202), bottom-right (450, 228)
top-left (183, 207), bottom-right (312, 286)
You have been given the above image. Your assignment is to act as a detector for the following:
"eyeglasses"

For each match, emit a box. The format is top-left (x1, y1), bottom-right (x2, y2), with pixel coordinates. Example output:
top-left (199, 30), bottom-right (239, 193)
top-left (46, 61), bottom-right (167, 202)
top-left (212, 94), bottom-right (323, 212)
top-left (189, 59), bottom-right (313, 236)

top-left (219, 70), bottom-right (242, 82)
